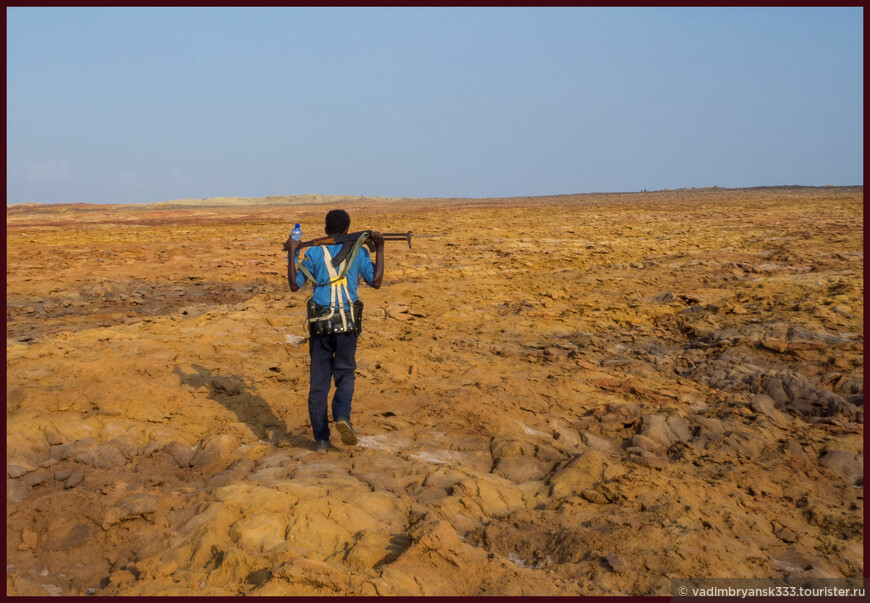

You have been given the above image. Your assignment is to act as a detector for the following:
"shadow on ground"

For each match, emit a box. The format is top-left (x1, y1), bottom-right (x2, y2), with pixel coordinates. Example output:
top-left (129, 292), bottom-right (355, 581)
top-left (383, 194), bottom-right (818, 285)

top-left (173, 364), bottom-right (308, 446)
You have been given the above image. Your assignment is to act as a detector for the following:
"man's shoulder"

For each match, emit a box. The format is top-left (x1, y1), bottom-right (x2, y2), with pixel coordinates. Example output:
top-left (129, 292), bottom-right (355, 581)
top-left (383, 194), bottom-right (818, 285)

top-left (354, 246), bottom-right (372, 264)
top-left (301, 246), bottom-right (321, 261)
top-left (305, 245), bottom-right (336, 259)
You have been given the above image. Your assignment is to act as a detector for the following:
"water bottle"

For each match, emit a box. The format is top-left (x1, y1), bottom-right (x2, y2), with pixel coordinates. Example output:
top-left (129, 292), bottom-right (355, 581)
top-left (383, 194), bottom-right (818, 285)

top-left (289, 223), bottom-right (302, 262)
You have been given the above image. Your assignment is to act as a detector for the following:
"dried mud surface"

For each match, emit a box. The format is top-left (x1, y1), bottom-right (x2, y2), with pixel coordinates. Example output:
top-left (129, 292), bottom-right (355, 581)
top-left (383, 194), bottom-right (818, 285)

top-left (6, 187), bottom-right (863, 595)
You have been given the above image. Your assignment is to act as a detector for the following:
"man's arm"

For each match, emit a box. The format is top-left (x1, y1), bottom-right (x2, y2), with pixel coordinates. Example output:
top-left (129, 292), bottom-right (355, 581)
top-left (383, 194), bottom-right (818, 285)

top-left (371, 231), bottom-right (384, 289)
top-left (286, 236), bottom-right (301, 291)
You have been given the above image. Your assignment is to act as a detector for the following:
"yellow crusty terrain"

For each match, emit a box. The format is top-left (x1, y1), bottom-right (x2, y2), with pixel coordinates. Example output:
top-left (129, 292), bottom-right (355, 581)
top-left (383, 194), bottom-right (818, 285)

top-left (6, 186), bottom-right (863, 595)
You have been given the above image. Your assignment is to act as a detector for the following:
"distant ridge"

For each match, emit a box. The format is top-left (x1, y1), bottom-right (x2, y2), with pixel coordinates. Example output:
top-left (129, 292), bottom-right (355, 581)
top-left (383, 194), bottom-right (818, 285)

top-left (150, 185), bottom-right (863, 208)
top-left (151, 194), bottom-right (402, 208)
top-left (6, 185), bottom-right (862, 208)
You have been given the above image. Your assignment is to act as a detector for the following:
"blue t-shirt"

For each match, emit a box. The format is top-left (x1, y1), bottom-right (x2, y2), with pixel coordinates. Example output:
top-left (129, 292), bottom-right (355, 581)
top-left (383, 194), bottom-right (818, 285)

top-left (294, 244), bottom-right (375, 309)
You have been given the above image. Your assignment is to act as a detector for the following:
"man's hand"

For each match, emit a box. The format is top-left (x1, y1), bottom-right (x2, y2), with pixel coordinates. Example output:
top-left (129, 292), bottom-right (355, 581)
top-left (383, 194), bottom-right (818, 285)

top-left (365, 231), bottom-right (384, 251)
top-left (286, 235), bottom-right (301, 291)
top-left (283, 235), bottom-right (300, 254)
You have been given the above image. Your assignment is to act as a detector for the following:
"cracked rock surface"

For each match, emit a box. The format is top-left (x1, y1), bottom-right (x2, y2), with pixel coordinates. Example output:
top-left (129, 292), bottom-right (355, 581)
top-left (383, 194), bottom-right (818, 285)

top-left (6, 187), bottom-right (863, 595)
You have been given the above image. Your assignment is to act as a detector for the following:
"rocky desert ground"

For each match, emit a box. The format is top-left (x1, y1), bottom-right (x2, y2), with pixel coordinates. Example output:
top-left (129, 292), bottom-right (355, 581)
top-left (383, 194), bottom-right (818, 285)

top-left (6, 186), bottom-right (863, 595)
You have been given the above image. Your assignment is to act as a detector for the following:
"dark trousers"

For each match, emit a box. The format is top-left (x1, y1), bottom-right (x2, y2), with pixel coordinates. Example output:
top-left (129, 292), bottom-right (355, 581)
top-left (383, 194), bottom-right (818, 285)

top-left (308, 332), bottom-right (358, 441)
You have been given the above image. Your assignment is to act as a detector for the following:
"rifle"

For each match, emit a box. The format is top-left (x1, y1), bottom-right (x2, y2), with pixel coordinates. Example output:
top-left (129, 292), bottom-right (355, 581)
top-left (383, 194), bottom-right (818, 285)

top-left (283, 230), bottom-right (412, 267)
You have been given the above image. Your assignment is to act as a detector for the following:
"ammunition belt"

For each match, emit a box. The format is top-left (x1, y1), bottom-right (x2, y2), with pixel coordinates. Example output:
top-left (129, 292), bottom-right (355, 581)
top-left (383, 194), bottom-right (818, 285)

top-left (308, 299), bottom-right (363, 337)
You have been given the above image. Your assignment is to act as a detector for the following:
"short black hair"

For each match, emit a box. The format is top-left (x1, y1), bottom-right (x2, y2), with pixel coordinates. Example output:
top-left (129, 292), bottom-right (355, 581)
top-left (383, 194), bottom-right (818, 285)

top-left (325, 209), bottom-right (351, 235)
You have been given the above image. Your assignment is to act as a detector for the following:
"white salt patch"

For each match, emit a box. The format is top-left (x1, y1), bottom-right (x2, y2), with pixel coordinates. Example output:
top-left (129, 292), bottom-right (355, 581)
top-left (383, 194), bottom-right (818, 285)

top-left (358, 434), bottom-right (455, 464)
top-left (357, 434), bottom-right (401, 452)
top-left (410, 450), bottom-right (462, 465)
top-left (285, 334), bottom-right (305, 346)
top-left (520, 423), bottom-right (549, 438)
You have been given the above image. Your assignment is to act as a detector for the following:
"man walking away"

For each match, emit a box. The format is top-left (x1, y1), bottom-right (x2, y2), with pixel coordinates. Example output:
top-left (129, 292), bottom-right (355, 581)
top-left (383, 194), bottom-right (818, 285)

top-left (285, 209), bottom-right (384, 451)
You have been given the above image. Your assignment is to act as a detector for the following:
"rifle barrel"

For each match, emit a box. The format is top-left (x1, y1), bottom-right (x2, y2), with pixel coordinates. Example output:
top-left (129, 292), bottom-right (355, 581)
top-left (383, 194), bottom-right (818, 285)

top-left (381, 231), bottom-right (412, 248)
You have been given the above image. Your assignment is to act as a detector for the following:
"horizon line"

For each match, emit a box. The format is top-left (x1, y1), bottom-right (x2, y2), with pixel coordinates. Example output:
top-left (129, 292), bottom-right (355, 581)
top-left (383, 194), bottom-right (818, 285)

top-left (6, 183), bottom-right (864, 207)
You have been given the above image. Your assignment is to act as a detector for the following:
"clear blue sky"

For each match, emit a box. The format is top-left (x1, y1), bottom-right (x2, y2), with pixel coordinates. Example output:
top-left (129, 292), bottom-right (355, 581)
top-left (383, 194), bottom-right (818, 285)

top-left (6, 7), bottom-right (864, 204)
